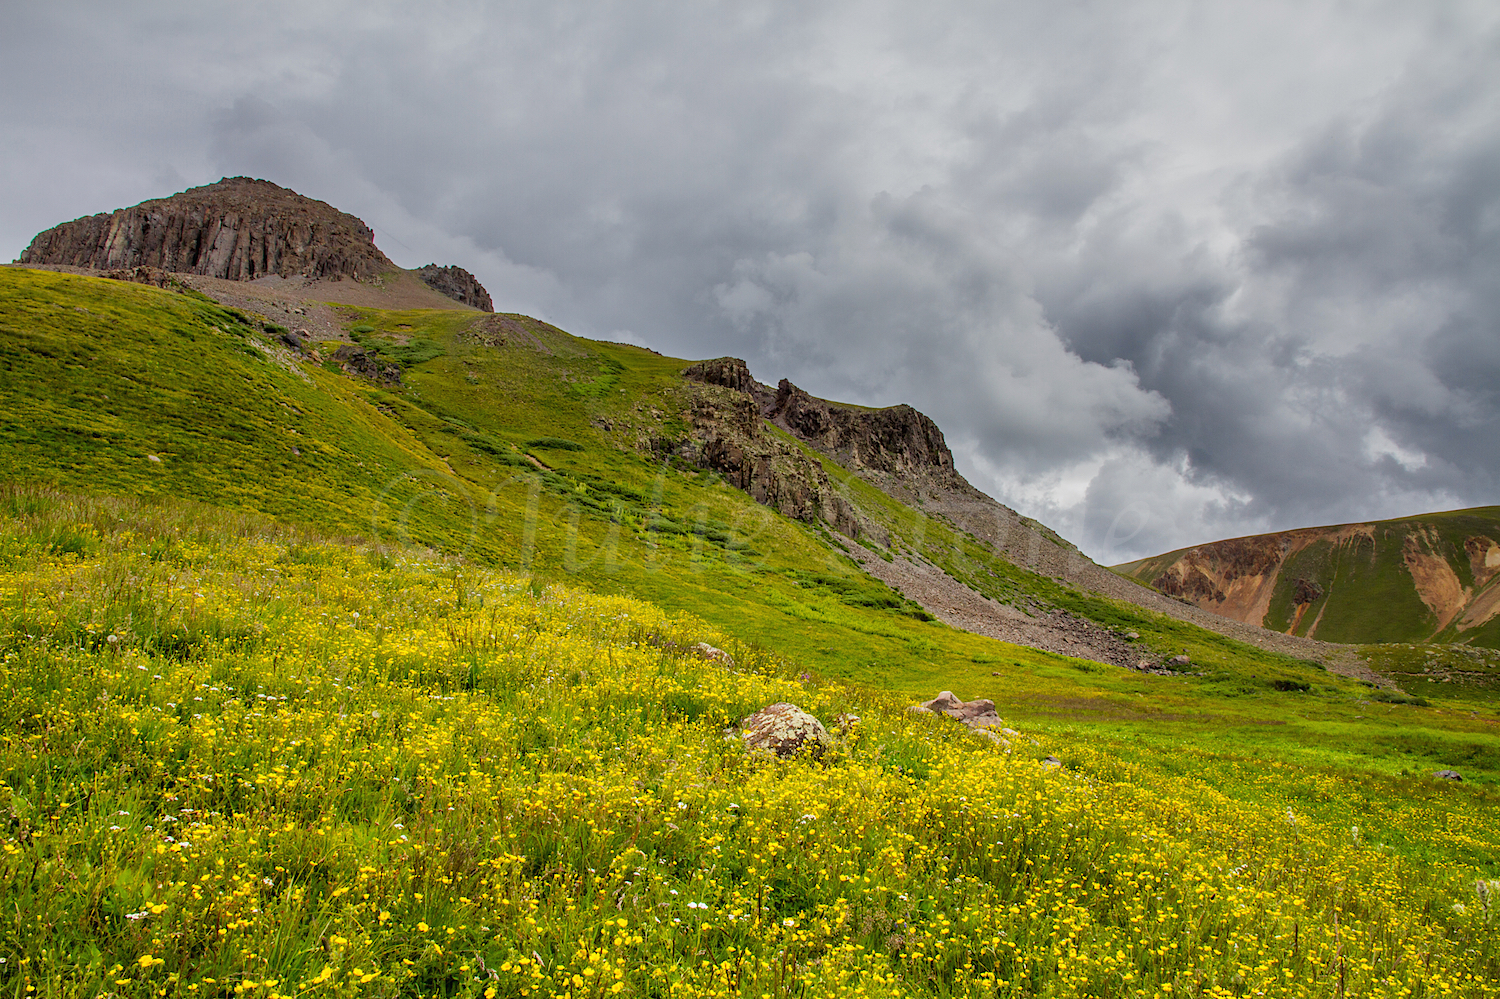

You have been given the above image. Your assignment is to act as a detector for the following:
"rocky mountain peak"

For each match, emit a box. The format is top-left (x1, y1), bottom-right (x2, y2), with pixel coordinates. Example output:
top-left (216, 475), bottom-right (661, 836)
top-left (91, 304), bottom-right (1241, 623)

top-left (20, 177), bottom-right (396, 283)
top-left (20, 176), bottom-right (396, 280)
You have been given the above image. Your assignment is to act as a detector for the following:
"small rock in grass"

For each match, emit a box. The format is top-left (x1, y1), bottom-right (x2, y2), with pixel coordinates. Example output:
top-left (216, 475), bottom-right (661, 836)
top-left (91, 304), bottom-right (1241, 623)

top-left (917, 691), bottom-right (1003, 728)
top-left (974, 729), bottom-right (1011, 750)
top-left (692, 642), bottom-right (735, 667)
top-left (1042, 755), bottom-right (1062, 768)
top-left (1433, 769), bottom-right (1463, 781)
top-left (147, 454), bottom-right (162, 463)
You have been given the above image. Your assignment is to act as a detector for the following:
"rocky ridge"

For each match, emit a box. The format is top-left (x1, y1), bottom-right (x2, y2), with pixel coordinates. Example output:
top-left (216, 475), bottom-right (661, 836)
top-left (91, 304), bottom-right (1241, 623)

top-left (678, 356), bottom-right (1385, 676)
top-left (679, 358), bottom-right (1105, 578)
top-left (766, 379), bottom-right (973, 499)
top-left (678, 359), bottom-right (859, 535)
top-left (20, 178), bottom-right (396, 283)
top-left (681, 357), bottom-right (968, 495)
top-left (417, 264), bottom-right (493, 312)
top-left (1118, 512), bottom-right (1500, 646)
top-left (679, 356), bottom-right (991, 537)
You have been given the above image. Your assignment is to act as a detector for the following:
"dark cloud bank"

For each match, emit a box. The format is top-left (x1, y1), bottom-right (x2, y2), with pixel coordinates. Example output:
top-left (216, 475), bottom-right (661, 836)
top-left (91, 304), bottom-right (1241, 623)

top-left (4, 1), bottom-right (1498, 562)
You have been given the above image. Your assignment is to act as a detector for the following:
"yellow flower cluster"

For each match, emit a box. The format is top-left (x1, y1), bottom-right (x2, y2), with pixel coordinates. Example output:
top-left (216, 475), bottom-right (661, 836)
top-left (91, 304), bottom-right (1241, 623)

top-left (0, 493), bottom-right (1495, 997)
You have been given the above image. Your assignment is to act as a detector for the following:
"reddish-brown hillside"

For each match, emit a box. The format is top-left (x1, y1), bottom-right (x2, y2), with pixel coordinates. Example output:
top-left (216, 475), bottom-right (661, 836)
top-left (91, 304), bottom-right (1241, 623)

top-left (1115, 508), bottom-right (1500, 646)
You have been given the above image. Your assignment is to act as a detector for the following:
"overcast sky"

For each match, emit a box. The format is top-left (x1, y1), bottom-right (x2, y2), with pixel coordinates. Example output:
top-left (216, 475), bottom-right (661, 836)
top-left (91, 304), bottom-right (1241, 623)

top-left (4, 1), bottom-right (1498, 562)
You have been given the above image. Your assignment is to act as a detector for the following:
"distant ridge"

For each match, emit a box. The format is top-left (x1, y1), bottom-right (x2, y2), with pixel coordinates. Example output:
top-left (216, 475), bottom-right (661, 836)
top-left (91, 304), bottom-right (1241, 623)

top-left (19, 177), bottom-right (397, 282)
top-left (1115, 506), bottom-right (1500, 646)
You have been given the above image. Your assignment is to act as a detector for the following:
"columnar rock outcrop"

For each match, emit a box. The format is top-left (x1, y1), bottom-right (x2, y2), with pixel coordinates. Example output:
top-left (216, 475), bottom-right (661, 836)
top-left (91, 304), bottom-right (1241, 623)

top-left (417, 264), bottom-right (494, 312)
top-left (19, 177), bottom-right (396, 282)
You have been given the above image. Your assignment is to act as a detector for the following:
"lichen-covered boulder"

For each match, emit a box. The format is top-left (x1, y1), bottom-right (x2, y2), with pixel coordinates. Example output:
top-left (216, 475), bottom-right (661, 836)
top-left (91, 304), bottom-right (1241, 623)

top-left (739, 703), bottom-right (830, 758)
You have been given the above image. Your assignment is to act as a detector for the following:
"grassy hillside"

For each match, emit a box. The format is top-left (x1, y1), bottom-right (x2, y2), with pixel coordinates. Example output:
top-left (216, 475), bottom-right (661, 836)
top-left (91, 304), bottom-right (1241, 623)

top-left (1, 491), bottom-right (1496, 998)
top-left (1116, 510), bottom-right (1500, 647)
top-left (3, 266), bottom-right (1500, 994)
top-left (0, 268), bottom-right (1338, 699)
top-left (0, 267), bottom-right (954, 683)
top-left (4, 266), bottom-right (1499, 775)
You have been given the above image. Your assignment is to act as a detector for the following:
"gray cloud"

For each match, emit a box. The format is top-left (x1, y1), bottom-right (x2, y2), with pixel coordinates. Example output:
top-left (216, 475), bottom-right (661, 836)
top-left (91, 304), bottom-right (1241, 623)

top-left (4, 0), bottom-right (1498, 561)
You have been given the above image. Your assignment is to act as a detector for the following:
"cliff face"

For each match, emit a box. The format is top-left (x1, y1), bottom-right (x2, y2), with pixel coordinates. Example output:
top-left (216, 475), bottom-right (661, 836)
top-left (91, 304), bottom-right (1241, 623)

top-left (417, 264), bottom-right (493, 312)
top-left (679, 359), bottom-right (859, 535)
top-left (765, 379), bottom-right (966, 494)
top-left (19, 177), bottom-right (396, 282)
top-left (682, 358), bottom-right (970, 492)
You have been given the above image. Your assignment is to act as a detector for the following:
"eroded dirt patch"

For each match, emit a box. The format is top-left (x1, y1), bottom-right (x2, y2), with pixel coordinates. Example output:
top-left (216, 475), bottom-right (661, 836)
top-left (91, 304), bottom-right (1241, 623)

top-left (1402, 535), bottom-right (1470, 634)
top-left (842, 538), bottom-right (1143, 667)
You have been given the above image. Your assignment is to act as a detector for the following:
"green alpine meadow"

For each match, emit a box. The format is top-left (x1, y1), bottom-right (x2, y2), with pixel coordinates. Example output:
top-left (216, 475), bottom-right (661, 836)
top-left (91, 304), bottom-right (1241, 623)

top-left (2, 240), bottom-right (1497, 997)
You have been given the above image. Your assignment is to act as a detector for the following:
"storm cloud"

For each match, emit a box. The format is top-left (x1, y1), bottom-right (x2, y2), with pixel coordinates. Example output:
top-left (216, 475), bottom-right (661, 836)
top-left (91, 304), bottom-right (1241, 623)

top-left (3, 0), bottom-right (1497, 562)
